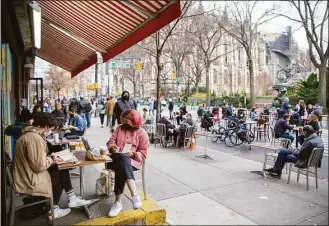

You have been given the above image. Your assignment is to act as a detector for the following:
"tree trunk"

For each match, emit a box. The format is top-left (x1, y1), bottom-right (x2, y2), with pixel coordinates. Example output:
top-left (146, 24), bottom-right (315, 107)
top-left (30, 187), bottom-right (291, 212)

top-left (133, 82), bottom-right (136, 99)
top-left (248, 57), bottom-right (255, 106)
top-left (156, 54), bottom-right (161, 123)
top-left (205, 65), bottom-right (210, 106)
top-left (318, 62), bottom-right (328, 113)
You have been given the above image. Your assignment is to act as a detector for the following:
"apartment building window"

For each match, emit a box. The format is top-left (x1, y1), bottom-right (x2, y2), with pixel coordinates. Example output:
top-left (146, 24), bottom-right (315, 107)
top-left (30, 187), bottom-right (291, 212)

top-left (238, 72), bottom-right (241, 86)
top-left (213, 69), bottom-right (218, 84)
top-left (247, 73), bottom-right (250, 86)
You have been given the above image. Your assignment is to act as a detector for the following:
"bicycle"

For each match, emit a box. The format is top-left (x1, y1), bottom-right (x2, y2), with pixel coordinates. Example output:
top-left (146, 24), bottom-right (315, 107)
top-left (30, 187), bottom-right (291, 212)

top-left (224, 123), bottom-right (255, 147)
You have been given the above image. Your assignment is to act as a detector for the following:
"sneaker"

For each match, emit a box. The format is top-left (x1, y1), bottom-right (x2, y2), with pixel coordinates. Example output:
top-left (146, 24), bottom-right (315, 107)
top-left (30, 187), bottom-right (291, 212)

top-left (264, 167), bottom-right (277, 173)
top-left (108, 202), bottom-right (123, 218)
top-left (68, 198), bottom-right (92, 208)
top-left (132, 194), bottom-right (142, 209)
top-left (48, 208), bottom-right (71, 220)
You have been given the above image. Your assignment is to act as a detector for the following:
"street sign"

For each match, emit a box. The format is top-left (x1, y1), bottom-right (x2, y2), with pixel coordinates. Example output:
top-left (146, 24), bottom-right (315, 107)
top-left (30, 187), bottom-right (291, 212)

top-left (110, 61), bottom-right (131, 69)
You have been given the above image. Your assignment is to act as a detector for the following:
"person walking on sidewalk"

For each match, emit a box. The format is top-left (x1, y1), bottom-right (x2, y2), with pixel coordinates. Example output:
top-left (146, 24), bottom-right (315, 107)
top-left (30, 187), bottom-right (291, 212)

top-left (111, 91), bottom-right (136, 131)
top-left (106, 109), bottom-right (149, 217)
top-left (168, 99), bottom-right (174, 119)
top-left (97, 101), bottom-right (106, 128)
top-left (106, 95), bottom-right (116, 129)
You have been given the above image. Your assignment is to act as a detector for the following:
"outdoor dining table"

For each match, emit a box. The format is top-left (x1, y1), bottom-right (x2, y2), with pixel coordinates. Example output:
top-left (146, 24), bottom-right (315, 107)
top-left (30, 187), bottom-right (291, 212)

top-left (293, 126), bottom-right (304, 148)
top-left (249, 142), bottom-right (281, 178)
top-left (194, 131), bottom-right (221, 160)
top-left (58, 150), bottom-right (112, 219)
top-left (244, 121), bottom-right (257, 130)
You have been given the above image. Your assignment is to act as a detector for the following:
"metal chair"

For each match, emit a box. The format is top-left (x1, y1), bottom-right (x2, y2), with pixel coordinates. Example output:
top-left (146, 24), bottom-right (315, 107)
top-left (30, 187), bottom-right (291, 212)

top-left (270, 126), bottom-right (281, 145)
top-left (177, 126), bottom-right (195, 150)
top-left (263, 138), bottom-right (292, 174)
top-left (154, 123), bottom-right (165, 147)
top-left (6, 166), bottom-right (54, 225)
top-left (287, 148), bottom-right (324, 190)
top-left (107, 160), bottom-right (147, 200)
top-left (254, 119), bottom-right (270, 142)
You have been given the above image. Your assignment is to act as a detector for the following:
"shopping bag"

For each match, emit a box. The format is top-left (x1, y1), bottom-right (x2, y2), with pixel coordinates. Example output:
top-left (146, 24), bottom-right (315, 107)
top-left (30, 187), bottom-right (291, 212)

top-left (189, 138), bottom-right (196, 151)
top-left (95, 170), bottom-right (114, 196)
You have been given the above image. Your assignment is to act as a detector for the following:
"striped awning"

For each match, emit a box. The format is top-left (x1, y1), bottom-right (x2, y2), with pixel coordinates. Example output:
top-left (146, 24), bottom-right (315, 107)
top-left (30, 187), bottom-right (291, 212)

top-left (36, 0), bottom-right (181, 77)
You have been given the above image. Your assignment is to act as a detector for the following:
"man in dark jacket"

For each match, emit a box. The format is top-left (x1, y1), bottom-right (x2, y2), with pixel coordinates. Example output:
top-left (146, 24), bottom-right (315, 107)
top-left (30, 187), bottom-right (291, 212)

top-left (111, 91), bottom-right (136, 128)
top-left (5, 108), bottom-right (33, 140)
top-left (274, 114), bottom-right (295, 142)
top-left (168, 99), bottom-right (174, 119)
top-left (265, 125), bottom-right (324, 178)
top-left (279, 97), bottom-right (290, 117)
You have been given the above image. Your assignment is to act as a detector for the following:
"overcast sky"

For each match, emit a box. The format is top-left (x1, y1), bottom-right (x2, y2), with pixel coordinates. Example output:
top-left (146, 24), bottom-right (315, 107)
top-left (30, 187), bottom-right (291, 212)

top-left (203, 1), bottom-right (328, 51)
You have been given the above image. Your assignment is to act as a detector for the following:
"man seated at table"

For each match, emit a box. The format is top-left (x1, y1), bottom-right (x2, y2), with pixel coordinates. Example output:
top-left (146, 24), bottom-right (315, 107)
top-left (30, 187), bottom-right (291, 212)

top-left (297, 114), bottom-right (320, 145)
top-left (250, 108), bottom-right (259, 121)
top-left (12, 112), bottom-right (91, 220)
top-left (158, 116), bottom-right (175, 139)
top-left (66, 106), bottom-right (86, 136)
top-left (274, 114), bottom-right (295, 143)
top-left (201, 110), bottom-right (214, 131)
top-left (173, 113), bottom-right (194, 147)
top-left (265, 125), bottom-right (324, 178)
top-left (260, 105), bottom-right (270, 116)
top-left (291, 107), bottom-right (301, 126)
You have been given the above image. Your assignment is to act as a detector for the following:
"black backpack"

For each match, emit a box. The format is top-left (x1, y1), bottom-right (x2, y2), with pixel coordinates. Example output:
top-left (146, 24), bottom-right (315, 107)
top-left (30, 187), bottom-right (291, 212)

top-left (85, 102), bottom-right (92, 113)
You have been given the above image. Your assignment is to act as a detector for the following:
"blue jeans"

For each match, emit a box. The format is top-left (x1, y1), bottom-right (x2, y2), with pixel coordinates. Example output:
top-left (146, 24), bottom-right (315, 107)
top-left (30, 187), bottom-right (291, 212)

top-left (274, 149), bottom-right (299, 171)
top-left (85, 113), bottom-right (91, 128)
top-left (281, 132), bottom-right (294, 143)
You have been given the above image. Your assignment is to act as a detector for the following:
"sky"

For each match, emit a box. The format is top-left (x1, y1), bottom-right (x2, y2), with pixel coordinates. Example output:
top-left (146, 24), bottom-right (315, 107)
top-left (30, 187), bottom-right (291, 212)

top-left (203, 0), bottom-right (328, 51)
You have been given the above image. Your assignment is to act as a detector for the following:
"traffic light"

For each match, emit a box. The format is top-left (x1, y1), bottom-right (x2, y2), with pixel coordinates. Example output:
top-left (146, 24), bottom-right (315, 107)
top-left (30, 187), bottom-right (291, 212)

top-left (136, 61), bottom-right (144, 70)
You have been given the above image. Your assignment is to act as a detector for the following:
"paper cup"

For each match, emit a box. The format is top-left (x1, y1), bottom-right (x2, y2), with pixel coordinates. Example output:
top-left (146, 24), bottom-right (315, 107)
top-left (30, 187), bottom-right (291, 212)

top-left (69, 142), bottom-right (77, 152)
top-left (53, 134), bottom-right (59, 143)
top-left (100, 146), bottom-right (107, 155)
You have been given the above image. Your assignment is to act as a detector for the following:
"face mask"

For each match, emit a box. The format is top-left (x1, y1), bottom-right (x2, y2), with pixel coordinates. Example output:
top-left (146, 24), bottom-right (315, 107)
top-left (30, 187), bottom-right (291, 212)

top-left (122, 123), bottom-right (138, 131)
top-left (44, 129), bottom-right (52, 137)
top-left (69, 113), bottom-right (74, 117)
top-left (123, 96), bottom-right (129, 101)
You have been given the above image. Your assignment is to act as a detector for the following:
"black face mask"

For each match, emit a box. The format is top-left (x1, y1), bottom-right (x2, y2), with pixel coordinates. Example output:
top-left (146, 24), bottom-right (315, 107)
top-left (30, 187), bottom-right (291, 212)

top-left (122, 123), bottom-right (138, 131)
top-left (123, 96), bottom-right (129, 101)
top-left (69, 113), bottom-right (74, 117)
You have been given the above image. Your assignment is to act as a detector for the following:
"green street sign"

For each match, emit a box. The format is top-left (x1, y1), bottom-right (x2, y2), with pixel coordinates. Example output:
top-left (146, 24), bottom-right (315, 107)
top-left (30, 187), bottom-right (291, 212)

top-left (110, 61), bottom-right (131, 68)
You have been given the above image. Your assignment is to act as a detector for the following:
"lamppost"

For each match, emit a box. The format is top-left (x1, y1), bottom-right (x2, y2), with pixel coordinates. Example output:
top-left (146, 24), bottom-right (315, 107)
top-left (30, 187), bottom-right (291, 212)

top-left (95, 52), bottom-right (103, 98)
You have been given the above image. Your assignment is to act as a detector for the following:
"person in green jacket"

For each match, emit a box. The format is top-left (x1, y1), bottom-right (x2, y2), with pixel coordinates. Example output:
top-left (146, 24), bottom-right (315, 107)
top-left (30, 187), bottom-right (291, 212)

top-left (271, 96), bottom-right (280, 110)
top-left (5, 108), bottom-right (33, 140)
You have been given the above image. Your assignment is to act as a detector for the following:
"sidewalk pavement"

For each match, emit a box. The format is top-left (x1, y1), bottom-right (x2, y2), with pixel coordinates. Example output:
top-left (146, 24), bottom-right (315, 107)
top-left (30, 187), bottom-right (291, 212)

top-left (85, 119), bottom-right (328, 225)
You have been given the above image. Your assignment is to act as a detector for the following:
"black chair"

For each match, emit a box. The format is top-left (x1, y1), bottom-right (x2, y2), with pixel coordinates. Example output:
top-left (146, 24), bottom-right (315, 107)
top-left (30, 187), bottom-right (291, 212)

top-left (6, 166), bottom-right (54, 225)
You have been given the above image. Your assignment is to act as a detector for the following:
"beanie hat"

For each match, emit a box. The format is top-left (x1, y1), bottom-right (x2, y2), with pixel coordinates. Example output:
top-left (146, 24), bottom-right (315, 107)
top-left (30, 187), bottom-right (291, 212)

top-left (19, 109), bottom-right (33, 122)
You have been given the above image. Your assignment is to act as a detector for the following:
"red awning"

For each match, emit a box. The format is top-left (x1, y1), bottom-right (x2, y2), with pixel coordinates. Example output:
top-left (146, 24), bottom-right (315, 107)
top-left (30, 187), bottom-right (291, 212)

top-left (36, 0), bottom-right (181, 77)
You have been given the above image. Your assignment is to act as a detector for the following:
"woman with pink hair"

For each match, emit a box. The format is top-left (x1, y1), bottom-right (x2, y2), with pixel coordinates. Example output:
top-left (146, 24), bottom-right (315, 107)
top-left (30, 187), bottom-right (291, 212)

top-left (106, 109), bottom-right (149, 217)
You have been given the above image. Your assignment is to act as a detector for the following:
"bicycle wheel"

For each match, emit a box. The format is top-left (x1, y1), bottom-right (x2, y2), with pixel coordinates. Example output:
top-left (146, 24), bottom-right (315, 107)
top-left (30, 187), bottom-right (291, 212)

top-left (217, 126), bottom-right (226, 141)
top-left (224, 132), bottom-right (237, 147)
top-left (211, 130), bottom-right (219, 143)
top-left (245, 129), bottom-right (255, 143)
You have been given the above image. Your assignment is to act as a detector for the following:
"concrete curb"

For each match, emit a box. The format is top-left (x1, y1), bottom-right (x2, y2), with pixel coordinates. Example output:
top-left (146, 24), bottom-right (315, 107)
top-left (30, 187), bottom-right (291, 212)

top-left (74, 190), bottom-right (166, 226)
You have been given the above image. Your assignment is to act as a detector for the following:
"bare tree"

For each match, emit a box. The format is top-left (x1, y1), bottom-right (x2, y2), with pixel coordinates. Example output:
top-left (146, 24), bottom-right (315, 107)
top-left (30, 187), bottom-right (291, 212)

top-left (275, 0), bottom-right (328, 112)
top-left (185, 52), bottom-right (206, 94)
top-left (164, 15), bottom-right (195, 95)
top-left (138, 1), bottom-right (194, 121)
top-left (190, 5), bottom-right (233, 106)
top-left (223, 60), bottom-right (234, 94)
top-left (44, 65), bottom-right (72, 98)
top-left (122, 67), bottom-right (139, 97)
top-left (218, 1), bottom-right (278, 105)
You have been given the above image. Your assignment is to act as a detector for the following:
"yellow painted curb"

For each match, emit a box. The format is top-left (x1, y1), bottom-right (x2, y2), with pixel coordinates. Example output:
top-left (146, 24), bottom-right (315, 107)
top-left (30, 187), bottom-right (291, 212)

top-left (74, 189), bottom-right (166, 226)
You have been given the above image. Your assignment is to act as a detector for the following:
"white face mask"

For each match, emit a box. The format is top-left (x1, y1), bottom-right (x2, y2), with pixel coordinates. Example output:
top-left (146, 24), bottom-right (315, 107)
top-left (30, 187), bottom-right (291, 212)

top-left (44, 129), bottom-right (52, 137)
